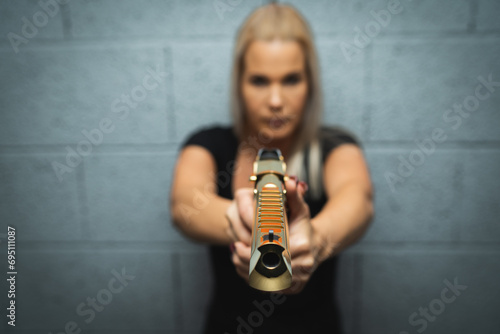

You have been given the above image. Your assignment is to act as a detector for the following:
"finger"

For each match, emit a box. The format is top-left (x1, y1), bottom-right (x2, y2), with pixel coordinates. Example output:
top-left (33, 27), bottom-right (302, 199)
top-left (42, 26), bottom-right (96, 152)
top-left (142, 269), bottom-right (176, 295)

top-left (287, 176), bottom-right (308, 198)
top-left (232, 251), bottom-right (246, 269)
top-left (288, 236), bottom-right (312, 258)
top-left (235, 266), bottom-right (249, 283)
top-left (291, 256), bottom-right (316, 279)
top-left (298, 180), bottom-right (309, 197)
top-left (225, 201), bottom-right (252, 244)
top-left (225, 215), bottom-right (238, 243)
top-left (284, 178), bottom-right (309, 220)
top-left (235, 188), bottom-right (255, 230)
top-left (232, 251), bottom-right (250, 281)
top-left (234, 241), bottom-right (251, 265)
top-left (232, 253), bottom-right (248, 281)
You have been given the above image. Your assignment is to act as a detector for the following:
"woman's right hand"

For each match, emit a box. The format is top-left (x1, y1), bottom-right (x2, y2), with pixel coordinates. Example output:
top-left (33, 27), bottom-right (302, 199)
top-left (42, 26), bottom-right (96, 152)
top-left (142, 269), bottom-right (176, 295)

top-left (225, 188), bottom-right (254, 245)
top-left (225, 188), bottom-right (255, 283)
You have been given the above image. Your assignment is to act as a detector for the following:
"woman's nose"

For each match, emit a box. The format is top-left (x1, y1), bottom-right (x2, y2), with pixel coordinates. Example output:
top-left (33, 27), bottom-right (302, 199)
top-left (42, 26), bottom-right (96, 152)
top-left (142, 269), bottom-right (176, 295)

top-left (269, 85), bottom-right (283, 112)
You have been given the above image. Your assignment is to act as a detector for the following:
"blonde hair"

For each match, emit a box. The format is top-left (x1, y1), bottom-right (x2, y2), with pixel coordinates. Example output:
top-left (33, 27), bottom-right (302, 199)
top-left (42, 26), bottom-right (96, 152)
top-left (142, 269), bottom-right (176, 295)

top-left (229, 2), bottom-right (324, 199)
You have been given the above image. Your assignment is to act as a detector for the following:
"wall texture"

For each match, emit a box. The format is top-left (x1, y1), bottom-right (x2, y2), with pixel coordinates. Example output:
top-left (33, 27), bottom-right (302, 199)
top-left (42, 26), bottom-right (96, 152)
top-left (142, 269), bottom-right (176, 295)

top-left (0, 0), bottom-right (499, 333)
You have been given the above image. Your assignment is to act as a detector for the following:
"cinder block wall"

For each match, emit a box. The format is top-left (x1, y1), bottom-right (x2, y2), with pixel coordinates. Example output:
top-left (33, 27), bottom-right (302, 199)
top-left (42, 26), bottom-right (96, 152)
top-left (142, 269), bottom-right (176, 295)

top-left (1, 1), bottom-right (499, 333)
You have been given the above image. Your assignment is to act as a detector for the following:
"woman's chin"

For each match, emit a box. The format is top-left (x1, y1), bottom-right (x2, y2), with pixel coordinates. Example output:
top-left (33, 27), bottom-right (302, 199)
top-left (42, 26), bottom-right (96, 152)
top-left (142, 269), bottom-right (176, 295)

top-left (259, 125), bottom-right (294, 142)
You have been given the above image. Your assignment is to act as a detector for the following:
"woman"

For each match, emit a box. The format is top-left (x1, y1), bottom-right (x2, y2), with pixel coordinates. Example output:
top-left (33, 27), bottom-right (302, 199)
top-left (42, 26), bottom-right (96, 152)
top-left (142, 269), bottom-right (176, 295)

top-left (170, 3), bottom-right (373, 333)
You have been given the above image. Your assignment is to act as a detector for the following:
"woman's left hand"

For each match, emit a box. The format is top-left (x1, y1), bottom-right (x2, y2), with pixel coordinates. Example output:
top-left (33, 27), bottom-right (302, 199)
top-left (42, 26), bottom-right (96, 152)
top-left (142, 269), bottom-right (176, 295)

top-left (230, 176), bottom-right (324, 294)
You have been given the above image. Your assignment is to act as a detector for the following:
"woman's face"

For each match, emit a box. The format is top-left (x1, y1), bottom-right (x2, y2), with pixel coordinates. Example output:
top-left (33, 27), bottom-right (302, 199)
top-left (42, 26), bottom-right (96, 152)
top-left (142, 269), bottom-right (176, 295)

top-left (241, 39), bottom-right (308, 141)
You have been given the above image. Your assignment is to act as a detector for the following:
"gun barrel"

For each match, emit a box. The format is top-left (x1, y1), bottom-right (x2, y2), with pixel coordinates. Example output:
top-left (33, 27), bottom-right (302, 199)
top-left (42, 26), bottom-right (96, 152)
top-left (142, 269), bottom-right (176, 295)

top-left (248, 148), bottom-right (292, 292)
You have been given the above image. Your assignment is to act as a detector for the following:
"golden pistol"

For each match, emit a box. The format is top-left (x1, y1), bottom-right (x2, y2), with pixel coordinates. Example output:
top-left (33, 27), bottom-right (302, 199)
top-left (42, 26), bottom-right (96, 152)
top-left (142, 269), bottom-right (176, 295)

top-left (248, 148), bottom-right (292, 291)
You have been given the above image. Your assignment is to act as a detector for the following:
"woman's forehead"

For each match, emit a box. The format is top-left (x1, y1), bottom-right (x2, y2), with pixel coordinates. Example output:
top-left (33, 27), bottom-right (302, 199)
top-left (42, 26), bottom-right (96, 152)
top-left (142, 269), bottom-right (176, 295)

top-left (243, 39), bottom-right (305, 75)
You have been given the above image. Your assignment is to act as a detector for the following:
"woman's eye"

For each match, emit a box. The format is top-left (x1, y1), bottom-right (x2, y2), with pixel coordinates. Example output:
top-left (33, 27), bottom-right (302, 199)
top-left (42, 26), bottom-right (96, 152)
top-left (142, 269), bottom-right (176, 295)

top-left (250, 76), bottom-right (269, 86)
top-left (283, 74), bottom-right (301, 85)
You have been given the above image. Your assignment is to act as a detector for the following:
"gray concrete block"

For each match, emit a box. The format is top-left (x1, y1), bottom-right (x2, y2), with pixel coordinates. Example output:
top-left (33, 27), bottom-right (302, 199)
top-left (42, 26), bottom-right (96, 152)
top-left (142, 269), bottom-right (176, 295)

top-left (477, 0), bottom-right (500, 31)
top-left (317, 40), bottom-right (365, 140)
top-left (358, 251), bottom-right (500, 334)
top-left (69, 0), bottom-right (265, 38)
top-left (13, 248), bottom-right (174, 332)
top-left (287, 0), bottom-right (469, 35)
top-left (179, 249), bottom-right (213, 332)
top-left (69, 0), bottom-right (175, 38)
top-left (459, 150), bottom-right (500, 242)
top-left (0, 0), bottom-right (65, 45)
top-left (370, 38), bottom-right (500, 141)
top-left (285, 0), bottom-right (356, 35)
top-left (0, 154), bottom-right (81, 240)
top-left (173, 41), bottom-right (233, 142)
top-left (0, 46), bottom-right (169, 145)
top-left (85, 152), bottom-right (184, 241)
top-left (363, 149), bottom-right (461, 242)
top-left (170, 0), bottom-right (265, 36)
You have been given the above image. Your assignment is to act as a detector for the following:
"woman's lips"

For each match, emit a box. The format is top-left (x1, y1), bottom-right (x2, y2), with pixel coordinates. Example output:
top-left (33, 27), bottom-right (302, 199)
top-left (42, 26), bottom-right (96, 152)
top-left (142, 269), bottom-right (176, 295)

top-left (268, 118), bottom-right (288, 129)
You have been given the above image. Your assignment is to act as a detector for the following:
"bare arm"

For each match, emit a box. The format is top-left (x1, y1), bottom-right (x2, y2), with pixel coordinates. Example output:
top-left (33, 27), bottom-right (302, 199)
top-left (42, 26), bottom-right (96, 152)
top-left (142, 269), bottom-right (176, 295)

top-left (170, 145), bottom-right (233, 245)
top-left (311, 144), bottom-right (374, 263)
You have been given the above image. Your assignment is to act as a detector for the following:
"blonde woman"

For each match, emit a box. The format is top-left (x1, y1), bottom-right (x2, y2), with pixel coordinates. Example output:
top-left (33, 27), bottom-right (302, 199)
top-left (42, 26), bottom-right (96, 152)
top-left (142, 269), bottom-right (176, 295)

top-left (170, 3), bottom-right (373, 333)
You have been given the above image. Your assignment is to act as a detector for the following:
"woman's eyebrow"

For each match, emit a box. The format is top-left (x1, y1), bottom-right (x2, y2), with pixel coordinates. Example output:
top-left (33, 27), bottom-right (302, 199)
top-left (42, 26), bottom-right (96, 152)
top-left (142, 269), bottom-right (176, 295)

top-left (248, 73), bottom-right (268, 77)
top-left (282, 71), bottom-right (302, 78)
top-left (281, 72), bottom-right (304, 82)
top-left (247, 72), bottom-right (269, 78)
top-left (247, 71), bottom-right (303, 79)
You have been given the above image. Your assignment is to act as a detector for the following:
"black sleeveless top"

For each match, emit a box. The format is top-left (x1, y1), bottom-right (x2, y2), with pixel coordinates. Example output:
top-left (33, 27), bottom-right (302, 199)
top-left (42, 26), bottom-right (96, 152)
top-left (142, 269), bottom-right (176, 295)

top-left (181, 125), bottom-right (359, 334)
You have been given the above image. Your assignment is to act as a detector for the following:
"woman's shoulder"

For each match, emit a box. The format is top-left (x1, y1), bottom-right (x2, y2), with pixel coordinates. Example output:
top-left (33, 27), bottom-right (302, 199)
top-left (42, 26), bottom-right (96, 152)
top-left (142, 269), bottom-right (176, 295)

top-left (318, 125), bottom-right (361, 161)
top-left (180, 124), bottom-right (238, 162)
top-left (182, 124), bottom-right (235, 147)
top-left (319, 125), bottom-right (359, 145)
top-left (184, 124), bottom-right (233, 140)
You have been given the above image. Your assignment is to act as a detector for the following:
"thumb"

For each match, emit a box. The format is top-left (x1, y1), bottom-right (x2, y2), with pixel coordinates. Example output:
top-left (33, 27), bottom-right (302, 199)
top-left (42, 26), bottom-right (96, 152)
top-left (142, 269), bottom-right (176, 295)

top-left (285, 176), bottom-right (309, 220)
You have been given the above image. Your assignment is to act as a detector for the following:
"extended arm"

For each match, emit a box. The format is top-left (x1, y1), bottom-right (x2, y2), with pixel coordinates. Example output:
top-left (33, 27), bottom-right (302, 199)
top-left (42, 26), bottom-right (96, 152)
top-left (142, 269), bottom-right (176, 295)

top-left (170, 146), bottom-right (233, 245)
top-left (311, 144), bottom-right (374, 263)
